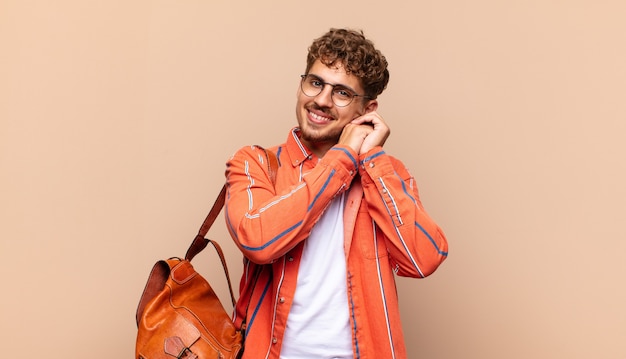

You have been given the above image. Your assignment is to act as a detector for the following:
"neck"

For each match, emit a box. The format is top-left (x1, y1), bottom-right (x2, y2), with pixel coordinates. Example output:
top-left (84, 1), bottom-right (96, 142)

top-left (295, 128), bottom-right (337, 158)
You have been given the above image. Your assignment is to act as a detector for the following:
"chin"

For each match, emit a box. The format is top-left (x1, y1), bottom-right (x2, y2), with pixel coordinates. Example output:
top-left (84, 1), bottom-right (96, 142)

top-left (301, 126), bottom-right (341, 144)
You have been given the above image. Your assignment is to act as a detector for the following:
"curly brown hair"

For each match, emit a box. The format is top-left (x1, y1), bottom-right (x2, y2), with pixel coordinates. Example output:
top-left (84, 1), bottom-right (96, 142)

top-left (305, 28), bottom-right (390, 100)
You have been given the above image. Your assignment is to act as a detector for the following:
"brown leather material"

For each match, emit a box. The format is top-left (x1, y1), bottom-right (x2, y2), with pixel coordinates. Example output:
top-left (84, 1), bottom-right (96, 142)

top-left (164, 336), bottom-right (198, 359)
top-left (135, 147), bottom-right (278, 359)
top-left (136, 258), bottom-right (241, 359)
top-left (170, 260), bottom-right (198, 285)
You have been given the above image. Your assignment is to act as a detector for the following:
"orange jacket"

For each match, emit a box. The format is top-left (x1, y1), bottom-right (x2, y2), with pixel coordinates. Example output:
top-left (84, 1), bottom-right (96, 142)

top-left (225, 128), bottom-right (448, 359)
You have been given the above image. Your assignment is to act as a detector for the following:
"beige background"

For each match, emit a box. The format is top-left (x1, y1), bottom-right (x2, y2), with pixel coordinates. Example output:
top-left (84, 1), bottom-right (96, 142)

top-left (1, 1), bottom-right (625, 358)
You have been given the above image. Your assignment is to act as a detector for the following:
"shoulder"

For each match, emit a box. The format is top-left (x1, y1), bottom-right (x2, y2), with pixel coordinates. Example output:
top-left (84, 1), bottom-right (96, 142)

top-left (230, 145), bottom-right (269, 160)
top-left (228, 145), bottom-right (280, 171)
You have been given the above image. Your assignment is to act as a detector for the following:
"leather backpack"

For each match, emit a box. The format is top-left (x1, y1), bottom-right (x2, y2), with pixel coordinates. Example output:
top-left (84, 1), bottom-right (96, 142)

top-left (135, 148), bottom-right (278, 359)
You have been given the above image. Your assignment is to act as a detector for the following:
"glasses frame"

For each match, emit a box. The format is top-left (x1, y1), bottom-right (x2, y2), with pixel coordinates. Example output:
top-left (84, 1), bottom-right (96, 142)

top-left (300, 74), bottom-right (370, 107)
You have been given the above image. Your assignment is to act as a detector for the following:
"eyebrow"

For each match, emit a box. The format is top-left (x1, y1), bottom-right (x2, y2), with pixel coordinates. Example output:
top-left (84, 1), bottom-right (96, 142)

top-left (306, 73), bottom-right (359, 94)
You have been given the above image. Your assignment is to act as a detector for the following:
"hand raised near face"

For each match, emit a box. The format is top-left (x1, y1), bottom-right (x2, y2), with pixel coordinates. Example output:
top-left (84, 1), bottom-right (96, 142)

top-left (338, 111), bottom-right (390, 155)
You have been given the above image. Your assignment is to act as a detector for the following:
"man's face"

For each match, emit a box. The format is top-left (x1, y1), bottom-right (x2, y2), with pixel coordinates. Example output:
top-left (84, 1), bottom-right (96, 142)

top-left (295, 59), bottom-right (376, 153)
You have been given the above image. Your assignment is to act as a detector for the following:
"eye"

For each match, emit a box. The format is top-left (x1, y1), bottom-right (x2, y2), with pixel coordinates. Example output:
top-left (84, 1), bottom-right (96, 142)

top-left (309, 78), bottom-right (324, 88)
top-left (333, 87), bottom-right (353, 99)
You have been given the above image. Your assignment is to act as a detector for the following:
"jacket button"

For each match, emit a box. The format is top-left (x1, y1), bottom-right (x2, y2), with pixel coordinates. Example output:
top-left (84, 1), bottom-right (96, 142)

top-left (272, 337), bottom-right (278, 344)
top-left (279, 297), bottom-right (285, 303)
top-left (369, 162), bottom-right (375, 168)
top-left (288, 256), bottom-right (294, 262)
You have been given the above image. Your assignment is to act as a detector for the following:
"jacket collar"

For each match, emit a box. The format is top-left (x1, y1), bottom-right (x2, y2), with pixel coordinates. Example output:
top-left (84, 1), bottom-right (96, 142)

top-left (285, 127), bottom-right (316, 167)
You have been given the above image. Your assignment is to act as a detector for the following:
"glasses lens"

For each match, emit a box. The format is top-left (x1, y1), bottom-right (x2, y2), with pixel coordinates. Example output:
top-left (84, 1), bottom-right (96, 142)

top-left (301, 75), bottom-right (323, 97)
top-left (331, 87), bottom-right (353, 107)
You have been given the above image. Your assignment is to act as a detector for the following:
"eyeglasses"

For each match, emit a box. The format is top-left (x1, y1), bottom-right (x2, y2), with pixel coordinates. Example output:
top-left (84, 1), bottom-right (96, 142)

top-left (300, 74), bottom-right (369, 107)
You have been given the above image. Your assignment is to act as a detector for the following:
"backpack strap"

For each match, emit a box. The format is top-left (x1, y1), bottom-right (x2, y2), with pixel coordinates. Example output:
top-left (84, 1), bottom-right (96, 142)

top-left (184, 147), bottom-right (279, 306)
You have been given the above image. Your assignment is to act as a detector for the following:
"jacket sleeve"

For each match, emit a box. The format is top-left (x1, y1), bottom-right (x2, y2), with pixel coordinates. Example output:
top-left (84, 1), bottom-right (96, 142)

top-left (225, 145), bottom-right (358, 264)
top-left (359, 146), bottom-right (448, 278)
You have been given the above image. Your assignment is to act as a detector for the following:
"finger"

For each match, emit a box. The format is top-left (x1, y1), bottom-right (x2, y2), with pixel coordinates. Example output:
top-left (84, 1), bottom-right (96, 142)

top-left (354, 112), bottom-right (384, 124)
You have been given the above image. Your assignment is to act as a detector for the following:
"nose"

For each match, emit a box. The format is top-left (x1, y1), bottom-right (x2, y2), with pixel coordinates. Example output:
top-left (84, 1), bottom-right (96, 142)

top-left (314, 84), bottom-right (334, 107)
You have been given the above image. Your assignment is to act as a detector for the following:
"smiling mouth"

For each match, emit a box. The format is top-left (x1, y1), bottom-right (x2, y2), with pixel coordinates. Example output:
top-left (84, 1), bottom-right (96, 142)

top-left (308, 110), bottom-right (333, 124)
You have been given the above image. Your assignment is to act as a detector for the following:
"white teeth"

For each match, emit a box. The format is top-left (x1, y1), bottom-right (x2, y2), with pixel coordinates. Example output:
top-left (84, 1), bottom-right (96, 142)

top-left (310, 111), bottom-right (331, 122)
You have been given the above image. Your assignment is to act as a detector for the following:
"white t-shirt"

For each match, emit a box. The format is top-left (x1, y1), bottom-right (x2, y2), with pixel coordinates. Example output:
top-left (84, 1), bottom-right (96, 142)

top-left (280, 193), bottom-right (353, 359)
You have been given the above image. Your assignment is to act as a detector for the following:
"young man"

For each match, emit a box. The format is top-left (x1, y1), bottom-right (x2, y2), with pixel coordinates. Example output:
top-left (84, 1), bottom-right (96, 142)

top-left (225, 28), bottom-right (448, 359)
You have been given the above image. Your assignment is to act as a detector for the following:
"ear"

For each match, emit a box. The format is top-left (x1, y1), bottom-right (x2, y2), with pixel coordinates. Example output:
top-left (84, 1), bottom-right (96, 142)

top-left (364, 99), bottom-right (378, 113)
